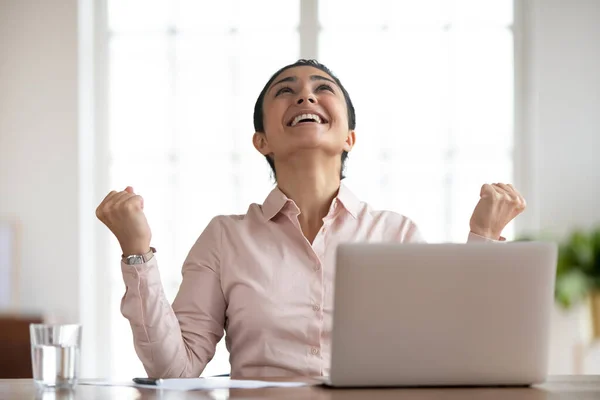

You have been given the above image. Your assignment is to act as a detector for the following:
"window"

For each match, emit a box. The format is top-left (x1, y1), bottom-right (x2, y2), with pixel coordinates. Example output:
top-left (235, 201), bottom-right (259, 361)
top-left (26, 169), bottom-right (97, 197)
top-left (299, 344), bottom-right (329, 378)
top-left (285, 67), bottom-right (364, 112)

top-left (318, 0), bottom-right (514, 242)
top-left (103, 0), bottom-right (514, 378)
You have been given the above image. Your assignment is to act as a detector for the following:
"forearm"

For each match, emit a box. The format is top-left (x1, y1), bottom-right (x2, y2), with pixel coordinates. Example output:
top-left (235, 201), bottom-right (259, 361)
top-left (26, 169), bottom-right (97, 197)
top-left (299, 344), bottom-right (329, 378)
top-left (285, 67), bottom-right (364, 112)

top-left (120, 257), bottom-right (198, 378)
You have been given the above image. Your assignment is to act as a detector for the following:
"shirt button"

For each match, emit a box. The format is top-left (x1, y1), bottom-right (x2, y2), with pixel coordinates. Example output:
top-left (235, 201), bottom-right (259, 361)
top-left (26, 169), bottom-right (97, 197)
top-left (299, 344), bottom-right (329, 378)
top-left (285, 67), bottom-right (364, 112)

top-left (311, 347), bottom-right (320, 356)
top-left (313, 304), bottom-right (321, 312)
top-left (314, 264), bottom-right (321, 271)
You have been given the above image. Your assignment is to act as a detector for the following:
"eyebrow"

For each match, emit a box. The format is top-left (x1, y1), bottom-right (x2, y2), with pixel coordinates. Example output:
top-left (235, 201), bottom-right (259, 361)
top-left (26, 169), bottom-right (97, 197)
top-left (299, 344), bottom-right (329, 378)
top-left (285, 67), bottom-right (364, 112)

top-left (268, 75), bottom-right (337, 93)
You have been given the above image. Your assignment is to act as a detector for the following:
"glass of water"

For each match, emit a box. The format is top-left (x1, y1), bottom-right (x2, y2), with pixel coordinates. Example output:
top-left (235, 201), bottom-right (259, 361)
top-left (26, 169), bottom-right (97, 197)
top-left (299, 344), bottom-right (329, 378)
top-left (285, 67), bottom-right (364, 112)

top-left (30, 324), bottom-right (82, 389)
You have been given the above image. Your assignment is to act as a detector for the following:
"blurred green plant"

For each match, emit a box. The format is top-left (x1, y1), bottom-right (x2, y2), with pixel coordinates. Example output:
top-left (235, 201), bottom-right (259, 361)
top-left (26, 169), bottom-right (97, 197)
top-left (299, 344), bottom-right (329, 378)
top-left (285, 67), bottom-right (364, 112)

top-left (520, 227), bottom-right (600, 309)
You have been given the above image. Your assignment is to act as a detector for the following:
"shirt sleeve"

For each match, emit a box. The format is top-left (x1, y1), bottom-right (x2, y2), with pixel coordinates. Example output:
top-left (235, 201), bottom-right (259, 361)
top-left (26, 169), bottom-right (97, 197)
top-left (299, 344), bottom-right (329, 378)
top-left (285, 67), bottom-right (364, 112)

top-left (387, 213), bottom-right (427, 243)
top-left (120, 216), bottom-right (226, 378)
top-left (394, 214), bottom-right (505, 244)
top-left (404, 220), bottom-right (427, 243)
top-left (466, 231), bottom-right (506, 243)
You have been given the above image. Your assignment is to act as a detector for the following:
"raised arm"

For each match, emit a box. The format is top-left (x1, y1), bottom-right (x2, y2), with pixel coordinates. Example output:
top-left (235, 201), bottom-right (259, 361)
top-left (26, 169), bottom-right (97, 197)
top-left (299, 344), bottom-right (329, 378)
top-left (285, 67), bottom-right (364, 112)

top-left (96, 187), bottom-right (226, 378)
top-left (399, 182), bottom-right (525, 244)
top-left (468, 183), bottom-right (526, 241)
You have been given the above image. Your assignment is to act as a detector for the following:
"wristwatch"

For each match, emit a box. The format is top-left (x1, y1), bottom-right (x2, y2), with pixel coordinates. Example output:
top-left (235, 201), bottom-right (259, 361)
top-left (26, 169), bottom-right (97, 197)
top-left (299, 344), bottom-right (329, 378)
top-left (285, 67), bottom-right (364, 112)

top-left (122, 247), bottom-right (156, 265)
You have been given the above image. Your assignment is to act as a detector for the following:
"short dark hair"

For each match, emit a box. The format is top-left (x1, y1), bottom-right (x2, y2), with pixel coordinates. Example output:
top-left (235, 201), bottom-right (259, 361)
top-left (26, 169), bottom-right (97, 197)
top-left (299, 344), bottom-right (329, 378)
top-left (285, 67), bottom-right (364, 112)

top-left (253, 59), bottom-right (356, 180)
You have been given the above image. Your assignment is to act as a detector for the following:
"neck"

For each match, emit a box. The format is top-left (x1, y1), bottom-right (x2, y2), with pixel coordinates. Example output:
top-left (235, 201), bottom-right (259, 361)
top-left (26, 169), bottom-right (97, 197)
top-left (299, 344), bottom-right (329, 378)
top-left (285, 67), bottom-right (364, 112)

top-left (275, 155), bottom-right (341, 242)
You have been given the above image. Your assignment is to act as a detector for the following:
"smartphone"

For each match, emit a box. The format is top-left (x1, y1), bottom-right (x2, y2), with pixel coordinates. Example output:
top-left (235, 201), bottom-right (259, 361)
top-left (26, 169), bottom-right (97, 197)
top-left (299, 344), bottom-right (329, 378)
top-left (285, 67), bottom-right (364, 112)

top-left (132, 377), bottom-right (163, 386)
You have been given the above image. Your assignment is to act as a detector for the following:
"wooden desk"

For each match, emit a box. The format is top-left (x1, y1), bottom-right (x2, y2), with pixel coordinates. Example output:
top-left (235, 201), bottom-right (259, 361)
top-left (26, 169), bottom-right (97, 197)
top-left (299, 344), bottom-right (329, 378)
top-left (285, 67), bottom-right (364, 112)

top-left (1, 376), bottom-right (600, 399)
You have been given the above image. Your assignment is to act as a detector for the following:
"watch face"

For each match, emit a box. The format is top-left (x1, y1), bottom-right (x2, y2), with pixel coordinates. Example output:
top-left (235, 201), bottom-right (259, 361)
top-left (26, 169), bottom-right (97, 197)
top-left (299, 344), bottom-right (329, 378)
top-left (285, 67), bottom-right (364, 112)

top-left (127, 255), bottom-right (144, 265)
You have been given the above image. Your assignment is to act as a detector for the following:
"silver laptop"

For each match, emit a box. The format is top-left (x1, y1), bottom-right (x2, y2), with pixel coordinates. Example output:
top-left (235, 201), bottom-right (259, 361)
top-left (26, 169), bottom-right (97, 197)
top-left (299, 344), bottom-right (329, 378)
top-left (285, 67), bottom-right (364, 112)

top-left (324, 242), bottom-right (557, 387)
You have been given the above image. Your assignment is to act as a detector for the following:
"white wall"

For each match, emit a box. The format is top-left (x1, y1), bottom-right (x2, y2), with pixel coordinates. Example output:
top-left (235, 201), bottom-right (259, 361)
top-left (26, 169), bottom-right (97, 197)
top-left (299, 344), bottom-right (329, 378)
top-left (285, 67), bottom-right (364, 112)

top-left (0, 0), bottom-right (80, 321)
top-left (533, 0), bottom-right (600, 237)
top-left (518, 0), bottom-right (600, 374)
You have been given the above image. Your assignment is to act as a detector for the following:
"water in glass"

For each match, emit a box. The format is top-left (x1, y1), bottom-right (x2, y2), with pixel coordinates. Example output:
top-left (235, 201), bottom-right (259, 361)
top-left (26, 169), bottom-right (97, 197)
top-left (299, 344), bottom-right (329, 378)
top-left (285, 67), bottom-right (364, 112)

top-left (32, 344), bottom-right (79, 388)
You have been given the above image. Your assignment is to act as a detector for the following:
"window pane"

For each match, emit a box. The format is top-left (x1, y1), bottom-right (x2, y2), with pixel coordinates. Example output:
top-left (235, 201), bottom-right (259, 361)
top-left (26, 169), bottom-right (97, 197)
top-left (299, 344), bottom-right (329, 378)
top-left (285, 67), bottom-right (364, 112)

top-left (176, 0), bottom-right (299, 32)
top-left (319, 0), bottom-right (387, 28)
top-left (236, 0), bottom-right (300, 30)
top-left (386, 158), bottom-right (448, 243)
top-left (383, 30), bottom-right (450, 153)
top-left (176, 33), bottom-right (236, 153)
top-left (108, 0), bottom-right (171, 33)
top-left (109, 36), bottom-right (172, 155)
top-left (389, 0), bottom-right (451, 28)
top-left (451, 28), bottom-right (513, 151)
top-left (176, 0), bottom-right (235, 32)
top-left (452, 0), bottom-right (513, 26)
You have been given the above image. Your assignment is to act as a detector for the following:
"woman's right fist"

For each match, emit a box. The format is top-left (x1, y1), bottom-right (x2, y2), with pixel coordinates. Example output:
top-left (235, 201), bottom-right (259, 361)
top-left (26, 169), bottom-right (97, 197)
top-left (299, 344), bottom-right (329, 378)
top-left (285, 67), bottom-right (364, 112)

top-left (96, 186), bottom-right (152, 256)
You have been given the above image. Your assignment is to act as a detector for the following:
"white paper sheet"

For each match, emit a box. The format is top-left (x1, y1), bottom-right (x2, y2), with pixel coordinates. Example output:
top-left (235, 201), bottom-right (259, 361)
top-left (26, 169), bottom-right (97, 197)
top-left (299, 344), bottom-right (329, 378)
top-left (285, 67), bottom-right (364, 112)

top-left (80, 378), bottom-right (308, 391)
top-left (79, 380), bottom-right (135, 387)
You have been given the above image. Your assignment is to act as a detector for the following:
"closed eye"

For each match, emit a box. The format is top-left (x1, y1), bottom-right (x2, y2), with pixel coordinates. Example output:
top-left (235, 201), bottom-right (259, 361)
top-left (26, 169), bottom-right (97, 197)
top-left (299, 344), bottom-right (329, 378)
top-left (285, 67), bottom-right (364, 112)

top-left (275, 86), bottom-right (293, 97)
top-left (317, 84), bottom-right (334, 93)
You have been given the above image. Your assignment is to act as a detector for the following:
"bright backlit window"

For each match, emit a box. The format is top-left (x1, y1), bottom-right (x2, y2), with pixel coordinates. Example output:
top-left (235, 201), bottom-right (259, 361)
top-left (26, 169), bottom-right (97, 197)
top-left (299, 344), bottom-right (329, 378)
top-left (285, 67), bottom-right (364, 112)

top-left (104, 0), bottom-right (514, 378)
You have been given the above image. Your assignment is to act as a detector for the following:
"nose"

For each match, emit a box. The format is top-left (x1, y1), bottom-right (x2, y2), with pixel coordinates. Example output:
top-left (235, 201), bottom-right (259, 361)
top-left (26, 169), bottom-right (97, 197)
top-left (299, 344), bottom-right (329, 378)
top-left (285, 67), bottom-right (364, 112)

top-left (296, 93), bottom-right (316, 105)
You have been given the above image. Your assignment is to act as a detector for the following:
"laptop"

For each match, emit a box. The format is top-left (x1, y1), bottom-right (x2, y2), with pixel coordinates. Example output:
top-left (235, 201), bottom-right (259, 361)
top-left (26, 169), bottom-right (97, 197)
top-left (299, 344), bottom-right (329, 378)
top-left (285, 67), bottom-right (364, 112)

top-left (324, 242), bottom-right (557, 387)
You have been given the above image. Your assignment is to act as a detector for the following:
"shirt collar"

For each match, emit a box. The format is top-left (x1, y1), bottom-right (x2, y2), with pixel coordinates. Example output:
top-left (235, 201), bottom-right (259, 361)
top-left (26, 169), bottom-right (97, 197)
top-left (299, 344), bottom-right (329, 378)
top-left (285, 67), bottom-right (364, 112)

top-left (335, 183), bottom-right (360, 219)
top-left (261, 183), bottom-right (360, 221)
top-left (261, 186), bottom-right (294, 221)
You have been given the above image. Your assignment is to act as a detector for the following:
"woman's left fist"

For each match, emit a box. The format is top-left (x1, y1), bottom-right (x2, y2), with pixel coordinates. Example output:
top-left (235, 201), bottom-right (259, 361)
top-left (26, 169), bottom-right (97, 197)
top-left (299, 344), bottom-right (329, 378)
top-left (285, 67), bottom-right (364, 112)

top-left (469, 183), bottom-right (526, 240)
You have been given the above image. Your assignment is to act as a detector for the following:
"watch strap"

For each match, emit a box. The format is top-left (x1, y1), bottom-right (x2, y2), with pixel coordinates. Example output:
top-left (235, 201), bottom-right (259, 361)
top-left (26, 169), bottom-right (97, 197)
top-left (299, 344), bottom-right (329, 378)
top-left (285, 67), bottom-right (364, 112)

top-left (122, 247), bottom-right (156, 264)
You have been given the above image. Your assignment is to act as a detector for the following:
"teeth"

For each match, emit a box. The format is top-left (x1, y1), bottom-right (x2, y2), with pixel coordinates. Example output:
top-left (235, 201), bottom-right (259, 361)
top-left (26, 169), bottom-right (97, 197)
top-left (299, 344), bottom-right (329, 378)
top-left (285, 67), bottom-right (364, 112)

top-left (291, 113), bottom-right (322, 127)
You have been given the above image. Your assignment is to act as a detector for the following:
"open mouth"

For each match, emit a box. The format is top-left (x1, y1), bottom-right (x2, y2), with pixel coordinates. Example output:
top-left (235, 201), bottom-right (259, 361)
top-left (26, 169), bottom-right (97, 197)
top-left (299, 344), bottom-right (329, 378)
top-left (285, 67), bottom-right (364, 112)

top-left (287, 113), bottom-right (329, 127)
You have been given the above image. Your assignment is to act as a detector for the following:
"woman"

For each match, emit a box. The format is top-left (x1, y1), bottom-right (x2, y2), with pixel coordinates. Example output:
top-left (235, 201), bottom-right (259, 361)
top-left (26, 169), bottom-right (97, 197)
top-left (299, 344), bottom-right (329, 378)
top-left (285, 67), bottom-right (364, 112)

top-left (96, 59), bottom-right (526, 379)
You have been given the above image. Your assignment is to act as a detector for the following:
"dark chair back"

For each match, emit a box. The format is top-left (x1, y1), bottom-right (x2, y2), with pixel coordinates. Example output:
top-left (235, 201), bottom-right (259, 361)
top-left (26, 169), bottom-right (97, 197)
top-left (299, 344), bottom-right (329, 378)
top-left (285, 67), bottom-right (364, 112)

top-left (0, 314), bottom-right (44, 378)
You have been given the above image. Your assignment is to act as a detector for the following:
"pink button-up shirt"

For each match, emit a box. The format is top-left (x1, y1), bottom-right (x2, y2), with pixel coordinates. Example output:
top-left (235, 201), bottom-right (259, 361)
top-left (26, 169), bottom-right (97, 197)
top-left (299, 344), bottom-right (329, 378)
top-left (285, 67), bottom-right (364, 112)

top-left (120, 184), bottom-right (492, 379)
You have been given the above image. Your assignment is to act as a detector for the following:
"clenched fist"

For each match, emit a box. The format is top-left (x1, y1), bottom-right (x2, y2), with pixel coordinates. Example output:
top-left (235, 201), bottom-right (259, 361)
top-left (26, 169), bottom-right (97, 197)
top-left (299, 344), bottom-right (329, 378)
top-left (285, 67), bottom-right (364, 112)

top-left (96, 186), bottom-right (152, 256)
top-left (469, 183), bottom-right (526, 240)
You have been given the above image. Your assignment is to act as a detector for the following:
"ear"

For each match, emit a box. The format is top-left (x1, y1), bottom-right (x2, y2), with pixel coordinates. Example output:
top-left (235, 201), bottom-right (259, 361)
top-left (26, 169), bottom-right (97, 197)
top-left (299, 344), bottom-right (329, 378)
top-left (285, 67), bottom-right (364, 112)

top-left (253, 132), bottom-right (272, 156)
top-left (343, 130), bottom-right (356, 152)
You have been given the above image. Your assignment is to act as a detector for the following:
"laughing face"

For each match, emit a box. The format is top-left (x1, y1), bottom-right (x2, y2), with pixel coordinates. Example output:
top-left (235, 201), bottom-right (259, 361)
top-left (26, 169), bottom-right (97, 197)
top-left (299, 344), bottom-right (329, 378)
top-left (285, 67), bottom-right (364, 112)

top-left (253, 65), bottom-right (355, 170)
